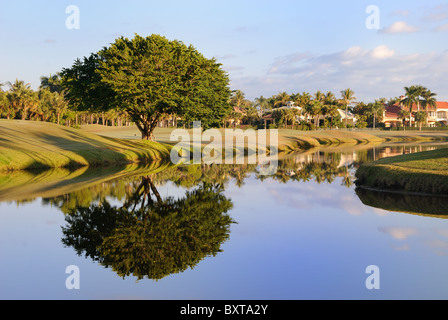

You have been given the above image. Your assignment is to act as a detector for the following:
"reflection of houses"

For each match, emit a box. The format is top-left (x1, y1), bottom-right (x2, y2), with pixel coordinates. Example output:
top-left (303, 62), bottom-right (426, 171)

top-left (383, 99), bottom-right (448, 128)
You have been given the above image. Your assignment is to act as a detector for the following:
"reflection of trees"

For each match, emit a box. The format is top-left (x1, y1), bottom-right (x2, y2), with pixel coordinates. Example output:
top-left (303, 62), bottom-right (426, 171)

top-left (258, 152), bottom-right (354, 187)
top-left (61, 176), bottom-right (234, 281)
top-left (355, 187), bottom-right (448, 218)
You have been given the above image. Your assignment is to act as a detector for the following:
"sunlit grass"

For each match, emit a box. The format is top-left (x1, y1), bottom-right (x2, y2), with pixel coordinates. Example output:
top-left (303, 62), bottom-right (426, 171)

top-left (355, 148), bottom-right (448, 194)
top-left (0, 120), bottom-right (171, 171)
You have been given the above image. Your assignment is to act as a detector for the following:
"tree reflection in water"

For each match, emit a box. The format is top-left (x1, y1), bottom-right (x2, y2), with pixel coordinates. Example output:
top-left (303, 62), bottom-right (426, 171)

top-left (61, 176), bottom-right (234, 281)
top-left (46, 144), bottom-right (448, 280)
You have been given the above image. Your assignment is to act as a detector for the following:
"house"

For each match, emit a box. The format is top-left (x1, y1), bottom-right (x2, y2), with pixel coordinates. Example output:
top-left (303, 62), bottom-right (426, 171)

top-left (382, 100), bottom-right (448, 127)
top-left (337, 109), bottom-right (357, 126)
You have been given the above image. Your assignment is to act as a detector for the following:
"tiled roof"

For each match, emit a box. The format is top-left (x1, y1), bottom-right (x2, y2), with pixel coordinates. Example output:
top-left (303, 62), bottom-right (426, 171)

top-left (385, 101), bottom-right (448, 117)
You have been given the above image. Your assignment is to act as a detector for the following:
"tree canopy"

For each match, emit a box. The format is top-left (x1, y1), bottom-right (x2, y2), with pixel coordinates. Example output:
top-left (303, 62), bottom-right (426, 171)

top-left (61, 34), bottom-right (232, 140)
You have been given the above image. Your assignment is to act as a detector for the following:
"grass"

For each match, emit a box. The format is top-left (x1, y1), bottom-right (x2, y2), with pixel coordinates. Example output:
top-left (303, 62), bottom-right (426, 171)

top-left (355, 147), bottom-right (448, 194)
top-left (2, 120), bottom-right (448, 172)
top-left (0, 161), bottom-right (174, 202)
top-left (81, 125), bottom-right (448, 152)
top-left (0, 120), bottom-right (172, 172)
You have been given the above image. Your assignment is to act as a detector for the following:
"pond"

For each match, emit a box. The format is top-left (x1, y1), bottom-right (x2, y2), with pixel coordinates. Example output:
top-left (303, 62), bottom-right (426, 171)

top-left (1, 142), bottom-right (448, 300)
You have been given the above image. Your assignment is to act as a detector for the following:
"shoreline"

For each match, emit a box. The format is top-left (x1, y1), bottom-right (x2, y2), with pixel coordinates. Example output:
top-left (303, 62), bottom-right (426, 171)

top-left (1, 120), bottom-right (448, 172)
top-left (355, 148), bottom-right (448, 195)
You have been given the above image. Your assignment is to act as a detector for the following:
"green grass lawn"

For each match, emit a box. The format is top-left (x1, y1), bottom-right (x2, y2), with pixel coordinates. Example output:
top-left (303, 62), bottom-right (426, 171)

top-left (81, 124), bottom-right (448, 152)
top-left (0, 120), bottom-right (172, 171)
top-left (2, 120), bottom-right (448, 173)
top-left (355, 147), bottom-right (448, 194)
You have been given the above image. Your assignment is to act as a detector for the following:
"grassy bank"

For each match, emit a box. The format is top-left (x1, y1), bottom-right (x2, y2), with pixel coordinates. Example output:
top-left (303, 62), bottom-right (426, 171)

top-left (81, 125), bottom-right (448, 152)
top-left (2, 120), bottom-right (448, 172)
top-left (355, 147), bottom-right (448, 195)
top-left (0, 120), bottom-right (172, 171)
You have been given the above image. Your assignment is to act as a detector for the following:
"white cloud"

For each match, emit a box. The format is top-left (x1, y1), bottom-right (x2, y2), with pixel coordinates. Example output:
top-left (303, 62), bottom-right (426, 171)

top-left (390, 10), bottom-right (410, 18)
top-left (423, 4), bottom-right (448, 22)
top-left (379, 21), bottom-right (419, 34)
top-left (433, 22), bottom-right (448, 32)
top-left (230, 45), bottom-right (448, 102)
top-left (370, 45), bottom-right (395, 59)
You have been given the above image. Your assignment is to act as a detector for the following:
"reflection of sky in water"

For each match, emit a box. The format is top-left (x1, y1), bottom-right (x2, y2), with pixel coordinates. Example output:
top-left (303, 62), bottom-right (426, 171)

top-left (2, 143), bottom-right (448, 300)
top-left (2, 172), bottom-right (448, 300)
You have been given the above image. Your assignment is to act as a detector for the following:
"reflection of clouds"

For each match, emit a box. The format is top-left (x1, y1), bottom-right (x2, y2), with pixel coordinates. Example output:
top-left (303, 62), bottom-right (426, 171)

top-left (423, 239), bottom-right (448, 256)
top-left (372, 208), bottom-right (389, 217)
top-left (265, 180), bottom-right (369, 216)
top-left (391, 244), bottom-right (410, 251)
top-left (434, 229), bottom-right (448, 238)
top-left (378, 226), bottom-right (448, 255)
top-left (378, 227), bottom-right (419, 240)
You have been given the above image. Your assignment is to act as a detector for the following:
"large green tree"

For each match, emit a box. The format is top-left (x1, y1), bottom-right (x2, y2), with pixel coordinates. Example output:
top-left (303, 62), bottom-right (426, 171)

top-left (61, 34), bottom-right (232, 140)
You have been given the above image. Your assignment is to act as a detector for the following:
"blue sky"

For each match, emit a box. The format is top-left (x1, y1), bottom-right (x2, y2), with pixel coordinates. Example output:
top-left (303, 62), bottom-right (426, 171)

top-left (1, 0), bottom-right (447, 102)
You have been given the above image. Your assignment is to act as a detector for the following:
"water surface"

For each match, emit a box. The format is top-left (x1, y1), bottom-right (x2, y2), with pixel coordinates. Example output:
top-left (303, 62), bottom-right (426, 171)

top-left (1, 142), bottom-right (448, 300)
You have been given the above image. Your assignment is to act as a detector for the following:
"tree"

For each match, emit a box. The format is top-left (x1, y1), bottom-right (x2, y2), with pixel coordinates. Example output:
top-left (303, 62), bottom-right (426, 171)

top-left (414, 111), bottom-right (427, 131)
top-left (397, 109), bottom-right (410, 130)
top-left (40, 73), bottom-right (62, 93)
top-left (0, 90), bottom-right (10, 119)
top-left (254, 95), bottom-right (271, 114)
top-left (421, 89), bottom-right (437, 125)
top-left (340, 89), bottom-right (357, 128)
top-left (402, 85), bottom-right (421, 127)
top-left (322, 91), bottom-right (339, 129)
top-left (305, 99), bottom-right (322, 128)
top-left (366, 100), bottom-right (384, 129)
top-left (273, 91), bottom-right (291, 108)
top-left (6, 79), bottom-right (34, 120)
top-left (61, 34), bottom-right (231, 140)
top-left (229, 90), bottom-right (246, 109)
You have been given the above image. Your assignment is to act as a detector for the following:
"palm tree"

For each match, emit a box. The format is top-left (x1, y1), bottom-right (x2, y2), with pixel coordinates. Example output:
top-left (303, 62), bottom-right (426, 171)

top-left (6, 79), bottom-right (34, 120)
top-left (413, 85), bottom-right (426, 112)
top-left (414, 111), bottom-right (427, 131)
top-left (229, 90), bottom-right (246, 110)
top-left (421, 89), bottom-right (437, 126)
top-left (397, 109), bottom-right (410, 130)
top-left (273, 91), bottom-right (291, 108)
top-left (322, 91), bottom-right (338, 129)
top-left (254, 95), bottom-right (269, 112)
top-left (294, 92), bottom-right (311, 109)
top-left (402, 86), bottom-right (419, 127)
top-left (340, 89), bottom-right (357, 128)
top-left (367, 100), bottom-right (384, 129)
top-left (40, 73), bottom-right (62, 93)
top-left (50, 91), bottom-right (68, 125)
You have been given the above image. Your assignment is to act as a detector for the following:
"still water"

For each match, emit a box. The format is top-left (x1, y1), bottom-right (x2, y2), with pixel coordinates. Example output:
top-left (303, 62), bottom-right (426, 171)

top-left (1, 143), bottom-right (448, 300)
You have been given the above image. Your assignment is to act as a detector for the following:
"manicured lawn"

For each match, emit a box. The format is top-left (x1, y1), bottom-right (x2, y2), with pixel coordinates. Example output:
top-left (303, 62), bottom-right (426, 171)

top-left (0, 120), bottom-right (171, 171)
top-left (355, 147), bottom-right (448, 194)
